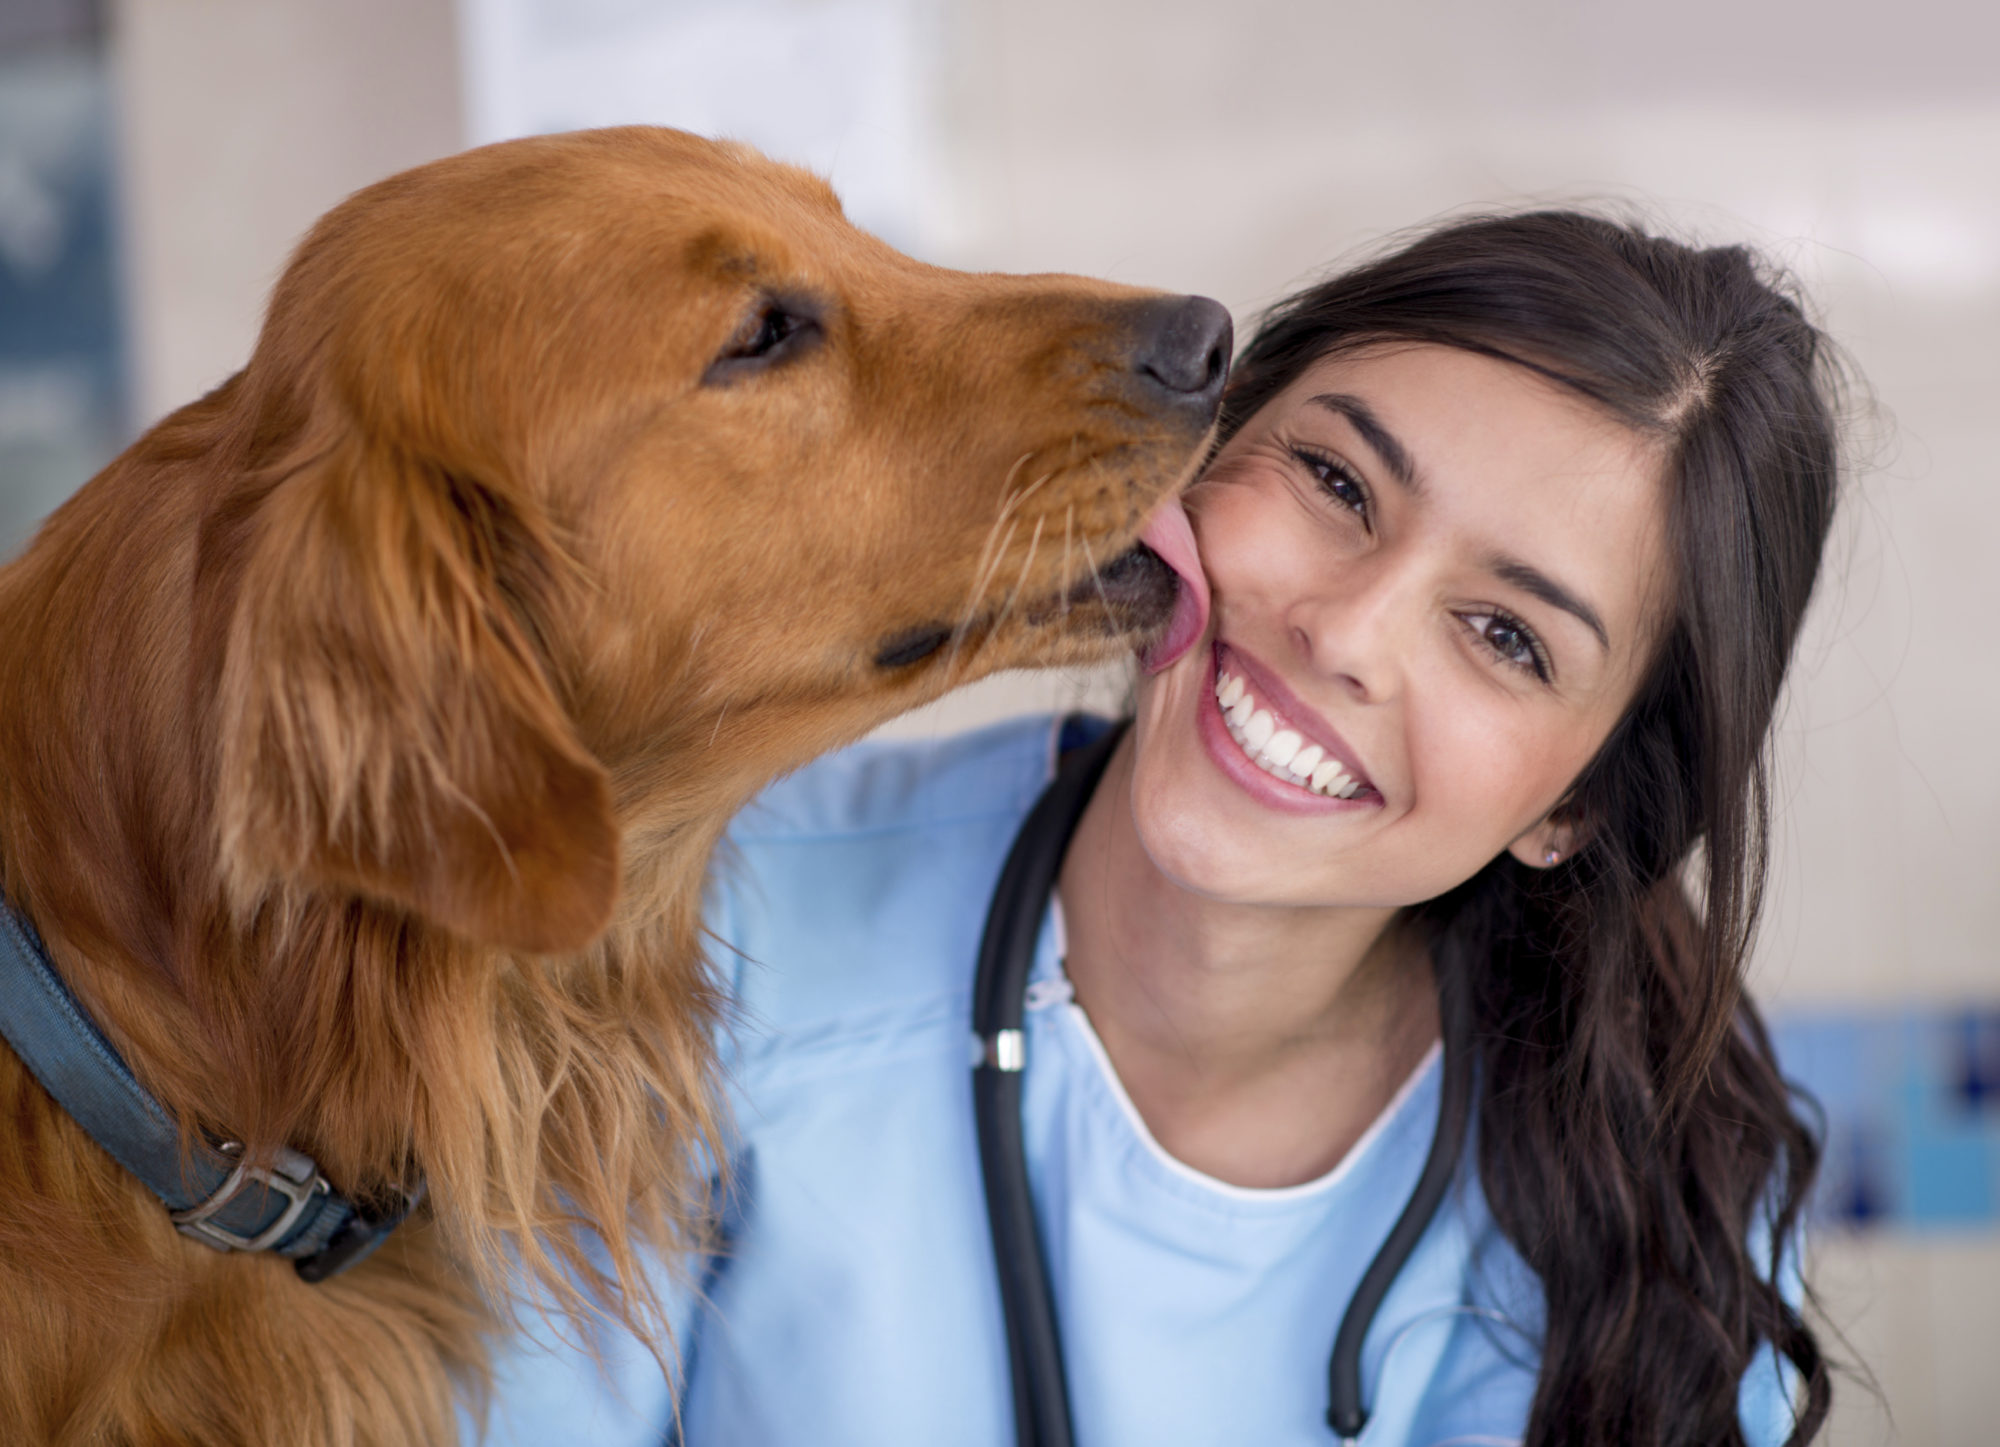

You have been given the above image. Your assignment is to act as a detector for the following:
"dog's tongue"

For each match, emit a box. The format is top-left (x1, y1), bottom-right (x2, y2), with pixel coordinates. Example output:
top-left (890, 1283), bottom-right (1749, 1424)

top-left (1137, 495), bottom-right (1210, 674)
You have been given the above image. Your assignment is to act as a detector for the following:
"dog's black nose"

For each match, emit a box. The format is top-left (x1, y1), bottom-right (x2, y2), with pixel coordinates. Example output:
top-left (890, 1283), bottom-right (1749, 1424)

top-left (1130, 295), bottom-right (1232, 404)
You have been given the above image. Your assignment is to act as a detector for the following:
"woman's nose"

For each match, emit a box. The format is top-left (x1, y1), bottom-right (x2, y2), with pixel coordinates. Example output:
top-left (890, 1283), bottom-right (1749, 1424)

top-left (1288, 559), bottom-right (1418, 705)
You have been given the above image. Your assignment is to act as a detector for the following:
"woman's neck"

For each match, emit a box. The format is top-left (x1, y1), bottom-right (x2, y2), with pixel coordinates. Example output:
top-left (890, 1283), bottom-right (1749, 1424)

top-left (1057, 734), bottom-right (1439, 1189)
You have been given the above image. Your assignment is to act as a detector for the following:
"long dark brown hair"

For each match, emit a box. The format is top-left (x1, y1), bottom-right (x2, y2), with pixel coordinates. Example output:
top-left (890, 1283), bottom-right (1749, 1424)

top-left (1220, 211), bottom-right (1839, 1446)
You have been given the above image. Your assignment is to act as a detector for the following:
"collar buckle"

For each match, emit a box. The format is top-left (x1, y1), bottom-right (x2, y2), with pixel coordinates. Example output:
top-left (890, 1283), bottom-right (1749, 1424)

top-left (170, 1142), bottom-right (328, 1254)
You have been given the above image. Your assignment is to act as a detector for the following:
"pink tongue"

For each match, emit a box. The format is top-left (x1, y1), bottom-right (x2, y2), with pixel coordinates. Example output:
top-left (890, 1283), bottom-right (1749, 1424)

top-left (1137, 495), bottom-right (1211, 674)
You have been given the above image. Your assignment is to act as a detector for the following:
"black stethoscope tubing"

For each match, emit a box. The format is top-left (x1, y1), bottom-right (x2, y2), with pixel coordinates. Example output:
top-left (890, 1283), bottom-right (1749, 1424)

top-left (972, 718), bottom-right (1476, 1446)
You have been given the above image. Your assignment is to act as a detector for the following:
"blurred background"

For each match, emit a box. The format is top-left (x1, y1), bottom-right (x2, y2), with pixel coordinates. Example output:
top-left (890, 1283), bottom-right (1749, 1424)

top-left (1, 0), bottom-right (1995, 1438)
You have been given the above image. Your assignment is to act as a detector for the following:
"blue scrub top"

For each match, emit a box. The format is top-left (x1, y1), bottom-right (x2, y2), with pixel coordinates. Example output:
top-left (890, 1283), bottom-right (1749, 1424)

top-left (476, 715), bottom-right (1800, 1446)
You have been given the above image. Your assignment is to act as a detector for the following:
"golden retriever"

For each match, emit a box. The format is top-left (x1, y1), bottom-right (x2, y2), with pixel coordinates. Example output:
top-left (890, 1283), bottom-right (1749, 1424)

top-left (0, 126), bottom-right (1226, 1445)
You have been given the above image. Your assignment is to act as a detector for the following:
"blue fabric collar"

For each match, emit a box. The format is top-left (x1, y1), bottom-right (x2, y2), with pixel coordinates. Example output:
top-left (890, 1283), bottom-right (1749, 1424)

top-left (0, 896), bottom-right (417, 1281)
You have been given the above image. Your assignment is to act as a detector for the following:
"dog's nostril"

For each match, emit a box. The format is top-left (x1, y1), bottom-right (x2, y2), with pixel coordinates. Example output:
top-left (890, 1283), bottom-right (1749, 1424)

top-left (1131, 296), bottom-right (1234, 400)
top-left (1198, 338), bottom-right (1227, 393)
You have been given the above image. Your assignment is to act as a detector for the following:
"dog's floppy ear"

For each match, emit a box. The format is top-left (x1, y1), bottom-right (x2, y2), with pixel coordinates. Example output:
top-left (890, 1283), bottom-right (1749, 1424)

top-left (215, 431), bottom-right (618, 955)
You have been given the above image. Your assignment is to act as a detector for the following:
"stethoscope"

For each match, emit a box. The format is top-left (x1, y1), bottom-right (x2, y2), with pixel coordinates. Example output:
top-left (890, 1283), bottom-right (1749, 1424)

top-left (972, 718), bottom-right (1477, 1446)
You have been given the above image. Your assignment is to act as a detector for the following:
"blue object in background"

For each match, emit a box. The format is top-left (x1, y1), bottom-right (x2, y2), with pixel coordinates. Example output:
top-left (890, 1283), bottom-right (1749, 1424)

top-left (1771, 1005), bottom-right (2000, 1233)
top-left (0, 29), bottom-right (126, 558)
top-left (1949, 1007), bottom-right (2000, 1113)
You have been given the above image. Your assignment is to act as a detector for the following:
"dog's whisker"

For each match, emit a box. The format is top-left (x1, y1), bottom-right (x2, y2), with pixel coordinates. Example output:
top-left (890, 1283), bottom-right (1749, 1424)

top-left (968, 503), bottom-right (1017, 614)
top-left (993, 450), bottom-right (1035, 521)
top-left (966, 516), bottom-right (1020, 627)
top-left (996, 514), bottom-right (1047, 636)
top-left (708, 702), bottom-right (730, 749)
top-left (955, 467), bottom-right (1062, 685)
top-left (944, 515), bottom-right (1024, 683)
top-left (998, 466), bottom-right (1058, 526)
top-left (1061, 504), bottom-right (1075, 619)
top-left (1078, 530), bottom-right (1113, 619)
top-left (942, 515), bottom-right (1020, 683)
top-left (979, 465), bottom-right (1054, 587)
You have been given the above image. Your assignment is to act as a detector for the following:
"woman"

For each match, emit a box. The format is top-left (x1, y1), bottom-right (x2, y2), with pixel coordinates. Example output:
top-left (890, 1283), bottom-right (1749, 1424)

top-left (481, 211), bottom-right (1838, 1447)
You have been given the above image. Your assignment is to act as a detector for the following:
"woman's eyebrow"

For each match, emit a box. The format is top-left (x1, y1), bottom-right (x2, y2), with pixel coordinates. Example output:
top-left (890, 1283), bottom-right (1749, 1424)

top-left (1304, 393), bottom-right (1418, 492)
top-left (1487, 555), bottom-right (1610, 652)
top-left (1302, 390), bottom-right (1609, 652)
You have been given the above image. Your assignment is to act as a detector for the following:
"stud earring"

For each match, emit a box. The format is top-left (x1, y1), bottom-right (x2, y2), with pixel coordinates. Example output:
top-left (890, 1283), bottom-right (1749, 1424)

top-left (1543, 848), bottom-right (1561, 867)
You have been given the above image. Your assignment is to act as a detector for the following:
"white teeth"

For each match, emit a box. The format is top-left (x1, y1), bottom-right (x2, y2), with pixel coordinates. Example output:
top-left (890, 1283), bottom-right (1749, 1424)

top-left (1213, 665), bottom-right (1370, 800)
top-left (1260, 729), bottom-right (1302, 770)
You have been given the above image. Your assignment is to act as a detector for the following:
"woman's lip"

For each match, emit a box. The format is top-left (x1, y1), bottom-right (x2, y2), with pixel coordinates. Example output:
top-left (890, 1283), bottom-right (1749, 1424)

top-left (1213, 640), bottom-right (1376, 793)
top-left (1195, 663), bottom-right (1378, 815)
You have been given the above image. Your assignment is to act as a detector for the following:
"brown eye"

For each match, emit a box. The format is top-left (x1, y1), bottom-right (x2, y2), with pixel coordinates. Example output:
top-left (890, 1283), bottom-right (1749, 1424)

top-left (1465, 611), bottom-right (1552, 682)
top-left (739, 308), bottom-right (800, 357)
top-left (1292, 446), bottom-right (1371, 528)
top-left (704, 299), bottom-right (822, 385)
top-left (1487, 619), bottom-right (1533, 666)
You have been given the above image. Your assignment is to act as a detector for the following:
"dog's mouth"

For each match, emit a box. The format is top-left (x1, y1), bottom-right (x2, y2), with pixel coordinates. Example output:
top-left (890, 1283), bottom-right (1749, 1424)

top-left (1057, 537), bottom-right (1176, 624)
top-left (1037, 493), bottom-right (1210, 669)
top-left (872, 496), bottom-right (1211, 674)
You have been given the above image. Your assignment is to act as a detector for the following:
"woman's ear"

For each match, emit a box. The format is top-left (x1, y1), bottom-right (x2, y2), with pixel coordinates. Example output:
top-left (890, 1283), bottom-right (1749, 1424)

top-left (1508, 810), bottom-right (1587, 871)
top-left (213, 431), bottom-right (619, 955)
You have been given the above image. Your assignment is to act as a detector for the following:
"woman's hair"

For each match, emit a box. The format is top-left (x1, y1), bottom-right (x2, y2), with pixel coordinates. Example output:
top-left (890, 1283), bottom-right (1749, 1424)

top-left (1221, 211), bottom-right (1840, 1447)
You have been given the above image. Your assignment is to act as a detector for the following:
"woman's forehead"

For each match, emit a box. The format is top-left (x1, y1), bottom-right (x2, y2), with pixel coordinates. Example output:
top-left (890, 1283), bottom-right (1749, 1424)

top-left (1269, 343), bottom-right (1634, 444)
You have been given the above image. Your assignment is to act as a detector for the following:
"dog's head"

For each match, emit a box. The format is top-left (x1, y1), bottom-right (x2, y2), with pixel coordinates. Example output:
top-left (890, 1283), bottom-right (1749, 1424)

top-left (210, 128), bottom-right (1226, 955)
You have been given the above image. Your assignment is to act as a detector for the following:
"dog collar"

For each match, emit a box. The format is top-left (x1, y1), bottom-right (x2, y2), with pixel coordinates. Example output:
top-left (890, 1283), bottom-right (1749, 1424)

top-left (0, 896), bottom-right (417, 1281)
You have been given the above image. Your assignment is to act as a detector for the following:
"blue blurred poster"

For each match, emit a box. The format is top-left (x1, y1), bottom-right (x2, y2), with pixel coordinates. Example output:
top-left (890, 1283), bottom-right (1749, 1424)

top-left (1774, 1004), bottom-right (2000, 1232)
top-left (0, 41), bottom-right (125, 557)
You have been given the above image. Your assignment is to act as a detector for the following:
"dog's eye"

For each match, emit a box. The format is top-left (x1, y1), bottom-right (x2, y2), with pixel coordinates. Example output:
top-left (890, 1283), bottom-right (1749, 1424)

top-left (742, 309), bottom-right (799, 356)
top-left (704, 300), bottom-right (822, 385)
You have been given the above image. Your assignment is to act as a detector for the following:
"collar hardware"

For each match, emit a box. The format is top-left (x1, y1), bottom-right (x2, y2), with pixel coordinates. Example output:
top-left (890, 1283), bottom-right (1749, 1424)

top-left (0, 895), bottom-right (416, 1281)
top-left (172, 1141), bottom-right (332, 1254)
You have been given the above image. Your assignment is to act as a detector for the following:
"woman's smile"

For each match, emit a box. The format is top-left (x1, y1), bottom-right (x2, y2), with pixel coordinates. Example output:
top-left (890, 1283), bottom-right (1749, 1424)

top-left (1127, 341), bottom-right (1669, 909)
top-left (1199, 640), bottom-right (1381, 813)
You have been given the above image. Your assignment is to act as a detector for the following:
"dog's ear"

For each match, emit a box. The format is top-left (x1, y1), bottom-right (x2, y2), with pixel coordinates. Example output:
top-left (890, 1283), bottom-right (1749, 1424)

top-left (214, 431), bottom-right (618, 955)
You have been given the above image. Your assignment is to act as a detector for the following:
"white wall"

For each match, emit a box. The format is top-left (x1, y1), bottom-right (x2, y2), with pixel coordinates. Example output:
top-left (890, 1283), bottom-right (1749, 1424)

top-left (113, 0), bottom-right (463, 426)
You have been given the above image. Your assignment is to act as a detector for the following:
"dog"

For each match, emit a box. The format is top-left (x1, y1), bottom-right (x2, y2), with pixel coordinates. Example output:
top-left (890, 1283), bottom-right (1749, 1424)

top-left (0, 126), bottom-right (1226, 1445)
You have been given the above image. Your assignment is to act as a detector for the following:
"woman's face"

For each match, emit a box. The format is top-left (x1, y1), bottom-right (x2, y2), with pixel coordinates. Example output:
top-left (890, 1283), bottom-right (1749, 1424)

top-left (1130, 342), bottom-right (1671, 908)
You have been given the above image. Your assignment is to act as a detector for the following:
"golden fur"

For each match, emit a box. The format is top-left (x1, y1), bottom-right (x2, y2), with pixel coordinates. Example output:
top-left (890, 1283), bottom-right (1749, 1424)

top-left (0, 127), bottom-right (1217, 1445)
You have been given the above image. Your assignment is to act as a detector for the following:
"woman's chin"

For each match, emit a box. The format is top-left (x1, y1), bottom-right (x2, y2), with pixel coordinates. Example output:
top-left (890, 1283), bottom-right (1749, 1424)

top-left (1126, 719), bottom-right (1317, 905)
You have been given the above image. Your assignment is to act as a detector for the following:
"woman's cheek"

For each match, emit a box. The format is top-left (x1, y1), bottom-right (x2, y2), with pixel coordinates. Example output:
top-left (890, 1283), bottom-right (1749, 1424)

top-left (1432, 692), bottom-right (1590, 867)
top-left (1408, 697), bottom-right (1540, 866)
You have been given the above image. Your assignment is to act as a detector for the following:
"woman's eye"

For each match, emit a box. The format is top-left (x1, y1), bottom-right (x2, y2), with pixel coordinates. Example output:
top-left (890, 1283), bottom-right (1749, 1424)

top-left (1291, 447), bottom-right (1370, 526)
top-left (1465, 611), bottom-right (1551, 681)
